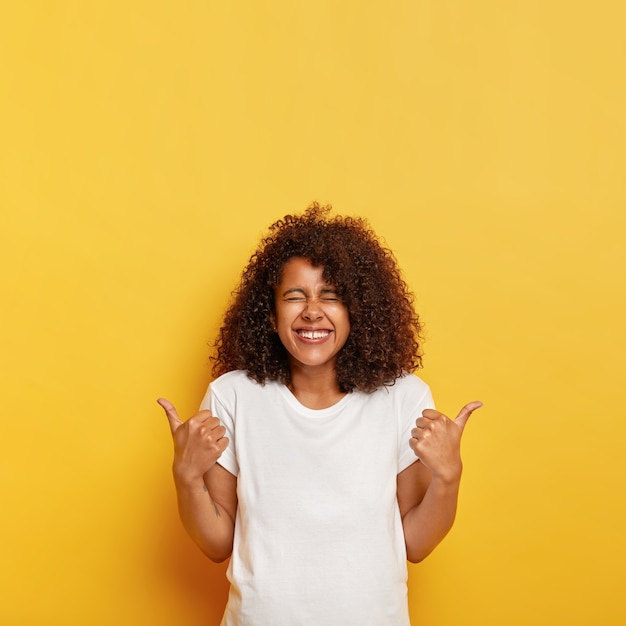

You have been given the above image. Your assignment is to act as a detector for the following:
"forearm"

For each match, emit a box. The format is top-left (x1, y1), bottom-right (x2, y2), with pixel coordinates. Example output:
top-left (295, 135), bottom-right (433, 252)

top-left (401, 474), bottom-right (461, 563)
top-left (174, 473), bottom-right (235, 562)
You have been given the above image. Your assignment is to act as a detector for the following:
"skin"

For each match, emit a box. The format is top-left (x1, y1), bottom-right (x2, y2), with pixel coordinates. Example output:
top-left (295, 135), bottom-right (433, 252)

top-left (159, 257), bottom-right (482, 564)
top-left (158, 398), bottom-right (236, 562)
top-left (271, 257), bottom-right (351, 409)
top-left (398, 401), bottom-right (482, 562)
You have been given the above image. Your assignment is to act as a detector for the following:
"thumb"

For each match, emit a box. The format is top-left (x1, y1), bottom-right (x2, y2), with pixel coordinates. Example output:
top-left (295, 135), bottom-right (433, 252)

top-left (454, 401), bottom-right (483, 431)
top-left (157, 398), bottom-right (183, 435)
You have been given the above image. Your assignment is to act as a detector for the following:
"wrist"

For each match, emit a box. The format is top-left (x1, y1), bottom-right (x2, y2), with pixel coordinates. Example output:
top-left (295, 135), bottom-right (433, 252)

top-left (430, 463), bottom-right (463, 488)
top-left (172, 465), bottom-right (206, 489)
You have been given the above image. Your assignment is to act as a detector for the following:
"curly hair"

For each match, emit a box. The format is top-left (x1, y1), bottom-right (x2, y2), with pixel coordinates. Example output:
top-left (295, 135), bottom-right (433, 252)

top-left (211, 203), bottom-right (423, 393)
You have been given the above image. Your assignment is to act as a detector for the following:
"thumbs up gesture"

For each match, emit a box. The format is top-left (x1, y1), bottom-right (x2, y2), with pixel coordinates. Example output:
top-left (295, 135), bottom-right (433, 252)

top-left (410, 402), bottom-right (482, 483)
top-left (157, 398), bottom-right (229, 484)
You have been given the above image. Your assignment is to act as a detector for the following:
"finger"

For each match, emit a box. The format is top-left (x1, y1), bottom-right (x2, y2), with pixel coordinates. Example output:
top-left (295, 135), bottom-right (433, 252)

top-left (212, 424), bottom-right (227, 440)
top-left (421, 408), bottom-right (444, 421)
top-left (157, 398), bottom-right (183, 435)
top-left (411, 428), bottom-right (429, 441)
top-left (454, 401), bottom-right (483, 430)
top-left (201, 431), bottom-right (229, 456)
top-left (200, 422), bottom-right (227, 442)
top-left (186, 410), bottom-right (215, 426)
top-left (414, 416), bottom-right (435, 430)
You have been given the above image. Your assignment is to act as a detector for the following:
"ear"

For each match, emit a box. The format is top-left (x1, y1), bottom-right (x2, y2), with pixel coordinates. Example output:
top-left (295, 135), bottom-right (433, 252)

top-left (269, 311), bottom-right (277, 332)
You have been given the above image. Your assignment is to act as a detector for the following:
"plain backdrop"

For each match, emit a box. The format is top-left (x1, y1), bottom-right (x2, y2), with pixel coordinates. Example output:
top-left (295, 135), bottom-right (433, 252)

top-left (1, 2), bottom-right (625, 625)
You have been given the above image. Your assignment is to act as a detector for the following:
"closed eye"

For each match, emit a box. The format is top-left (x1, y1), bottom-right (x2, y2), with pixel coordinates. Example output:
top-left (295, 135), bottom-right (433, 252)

top-left (320, 289), bottom-right (341, 302)
top-left (281, 288), bottom-right (341, 303)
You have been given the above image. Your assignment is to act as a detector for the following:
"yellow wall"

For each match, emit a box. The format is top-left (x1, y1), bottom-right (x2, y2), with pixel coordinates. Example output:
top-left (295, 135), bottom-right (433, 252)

top-left (2, 2), bottom-right (625, 624)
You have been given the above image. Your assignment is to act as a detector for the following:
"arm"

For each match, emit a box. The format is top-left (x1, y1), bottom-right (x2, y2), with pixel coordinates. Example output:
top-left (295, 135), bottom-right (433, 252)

top-left (397, 458), bottom-right (461, 563)
top-left (398, 401), bottom-right (482, 563)
top-left (174, 463), bottom-right (237, 562)
top-left (158, 399), bottom-right (238, 562)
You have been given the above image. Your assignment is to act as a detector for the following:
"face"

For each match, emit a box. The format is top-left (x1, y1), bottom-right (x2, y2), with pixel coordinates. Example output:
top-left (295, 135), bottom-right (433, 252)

top-left (272, 257), bottom-right (351, 375)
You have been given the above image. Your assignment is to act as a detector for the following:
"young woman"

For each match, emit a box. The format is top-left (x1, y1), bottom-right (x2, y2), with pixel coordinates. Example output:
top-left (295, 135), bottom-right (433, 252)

top-left (158, 204), bottom-right (481, 625)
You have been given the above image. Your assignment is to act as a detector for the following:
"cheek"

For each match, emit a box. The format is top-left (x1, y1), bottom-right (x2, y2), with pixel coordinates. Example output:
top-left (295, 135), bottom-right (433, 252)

top-left (335, 315), bottom-right (351, 343)
top-left (274, 304), bottom-right (297, 328)
top-left (336, 307), bottom-right (351, 330)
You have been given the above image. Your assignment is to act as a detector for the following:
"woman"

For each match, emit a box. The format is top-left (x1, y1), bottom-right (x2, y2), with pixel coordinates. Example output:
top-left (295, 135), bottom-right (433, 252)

top-left (158, 204), bottom-right (481, 625)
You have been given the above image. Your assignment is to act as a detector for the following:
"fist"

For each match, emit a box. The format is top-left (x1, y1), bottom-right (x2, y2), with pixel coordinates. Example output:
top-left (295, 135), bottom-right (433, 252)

top-left (410, 401), bottom-right (482, 483)
top-left (157, 398), bottom-right (229, 483)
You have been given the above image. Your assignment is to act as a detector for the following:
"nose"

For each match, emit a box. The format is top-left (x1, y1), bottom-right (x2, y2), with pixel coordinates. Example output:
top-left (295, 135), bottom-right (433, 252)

top-left (302, 299), bottom-right (323, 321)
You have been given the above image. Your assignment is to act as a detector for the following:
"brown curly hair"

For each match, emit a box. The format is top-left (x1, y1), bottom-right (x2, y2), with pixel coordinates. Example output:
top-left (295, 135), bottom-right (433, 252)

top-left (211, 203), bottom-right (423, 393)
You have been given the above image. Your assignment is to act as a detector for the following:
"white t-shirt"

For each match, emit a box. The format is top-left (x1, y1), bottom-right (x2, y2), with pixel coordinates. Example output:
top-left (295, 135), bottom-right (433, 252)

top-left (201, 370), bottom-right (434, 626)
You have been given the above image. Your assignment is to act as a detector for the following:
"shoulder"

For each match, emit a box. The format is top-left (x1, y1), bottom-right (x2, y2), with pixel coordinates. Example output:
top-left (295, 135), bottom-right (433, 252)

top-left (210, 369), bottom-right (258, 394)
top-left (209, 370), bottom-right (279, 403)
top-left (368, 373), bottom-right (434, 418)
top-left (352, 373), bottom-right (432, 412)
top-left (382, 372), bottom-right (431, 400)
top-left (211, 369), bottom-right (253, 388)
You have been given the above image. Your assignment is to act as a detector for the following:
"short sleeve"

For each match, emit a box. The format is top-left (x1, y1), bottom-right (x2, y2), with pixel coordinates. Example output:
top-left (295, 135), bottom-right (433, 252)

top-left (397, 379), bottom-right (435, 474)
top-left (199, 384), bottom-right (240, 476)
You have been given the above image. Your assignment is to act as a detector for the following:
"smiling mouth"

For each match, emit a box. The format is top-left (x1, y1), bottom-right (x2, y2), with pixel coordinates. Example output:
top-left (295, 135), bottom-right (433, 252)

top-left (296, 330), bottom-right (331, 339)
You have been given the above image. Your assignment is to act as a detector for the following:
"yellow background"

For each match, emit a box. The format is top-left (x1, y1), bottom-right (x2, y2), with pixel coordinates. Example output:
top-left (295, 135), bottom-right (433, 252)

top-left (2, 2), bottom-right (625, 624)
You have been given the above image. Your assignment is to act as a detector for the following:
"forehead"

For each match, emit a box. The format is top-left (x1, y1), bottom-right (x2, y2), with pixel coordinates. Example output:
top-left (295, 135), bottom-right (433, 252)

top-left (278, 257), bottom-right (332, 286)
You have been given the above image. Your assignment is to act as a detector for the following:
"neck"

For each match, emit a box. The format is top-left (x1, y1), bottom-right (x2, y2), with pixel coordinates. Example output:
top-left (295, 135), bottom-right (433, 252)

top-left (288, 362), bottom-right (346, 409)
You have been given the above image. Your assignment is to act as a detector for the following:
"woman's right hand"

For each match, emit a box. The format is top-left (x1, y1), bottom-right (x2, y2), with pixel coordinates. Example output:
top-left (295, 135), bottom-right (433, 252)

top-left (157, 398), bottom-right (229, 484)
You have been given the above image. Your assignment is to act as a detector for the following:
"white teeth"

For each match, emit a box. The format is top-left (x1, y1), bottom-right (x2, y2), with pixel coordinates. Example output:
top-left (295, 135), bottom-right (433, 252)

top-left (298, 330), bottom-right (330, 339)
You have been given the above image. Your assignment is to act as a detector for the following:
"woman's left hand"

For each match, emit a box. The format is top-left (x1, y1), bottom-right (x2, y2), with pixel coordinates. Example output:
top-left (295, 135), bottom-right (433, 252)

top-left (410, 401), bottom-right (483, 484)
